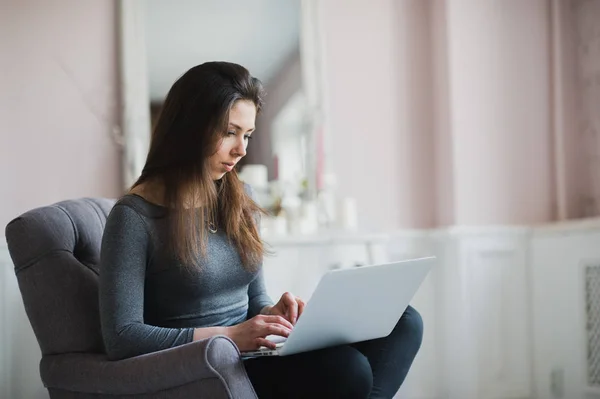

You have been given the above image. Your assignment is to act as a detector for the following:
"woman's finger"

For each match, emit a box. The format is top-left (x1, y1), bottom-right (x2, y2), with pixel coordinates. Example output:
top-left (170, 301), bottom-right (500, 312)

top-left (262, 315), bottom-right (294, 330)
top-left (282, 292), bottom-right (298, 324)
top-left (264, 323), bottom-right (292, 337)
top-left (282, 292), bottom-right (295, 305)
top-left (255, 337), bottom-right (277, 350)
top-left (296, 297), bottom-right (305, 319)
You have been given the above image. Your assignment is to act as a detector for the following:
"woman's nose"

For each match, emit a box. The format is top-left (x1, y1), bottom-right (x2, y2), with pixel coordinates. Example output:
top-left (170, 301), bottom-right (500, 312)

top-left (233, 137), bottom-right (247, 157)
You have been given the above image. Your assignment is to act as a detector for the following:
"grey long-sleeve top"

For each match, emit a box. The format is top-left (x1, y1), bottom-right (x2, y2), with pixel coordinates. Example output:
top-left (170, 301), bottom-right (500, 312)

top-left (99, 192), bottom-right (273, 360)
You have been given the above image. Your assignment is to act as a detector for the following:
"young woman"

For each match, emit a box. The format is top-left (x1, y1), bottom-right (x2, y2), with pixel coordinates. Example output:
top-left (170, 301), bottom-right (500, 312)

top-left (99, 61), bottom-right (423, 399)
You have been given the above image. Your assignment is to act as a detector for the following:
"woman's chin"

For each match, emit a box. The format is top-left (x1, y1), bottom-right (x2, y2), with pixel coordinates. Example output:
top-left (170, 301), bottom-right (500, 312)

top-left (211, 172), bottom-right (227, 181)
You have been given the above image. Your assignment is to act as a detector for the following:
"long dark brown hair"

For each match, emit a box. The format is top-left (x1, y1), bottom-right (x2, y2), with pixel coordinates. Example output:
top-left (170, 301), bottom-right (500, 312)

top-left (132, 62), bottom-right (266, 271)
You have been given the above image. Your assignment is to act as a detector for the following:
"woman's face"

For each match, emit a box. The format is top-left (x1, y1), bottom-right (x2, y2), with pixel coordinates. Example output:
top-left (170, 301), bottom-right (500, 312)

top-left (208, 100), bottom-right (256, 180)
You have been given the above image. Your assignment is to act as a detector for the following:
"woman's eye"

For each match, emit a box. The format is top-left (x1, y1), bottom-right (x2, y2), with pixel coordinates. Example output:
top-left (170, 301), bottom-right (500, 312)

top-left (227, 131), bottom-right (236, 136)
top-left (245, 135), bottom-right (253, 140)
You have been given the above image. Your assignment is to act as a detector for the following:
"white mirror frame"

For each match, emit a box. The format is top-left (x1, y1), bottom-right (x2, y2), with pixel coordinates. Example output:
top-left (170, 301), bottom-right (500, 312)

top-left (117, 0), bottom-right (329, 194)
top-left (299, 0), bottom-right (329, 198)
top-left (117, 0), bottom-right (151, 190)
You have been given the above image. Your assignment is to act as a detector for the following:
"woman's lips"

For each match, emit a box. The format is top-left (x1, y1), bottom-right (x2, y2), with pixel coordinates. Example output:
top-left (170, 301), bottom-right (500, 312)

top-left (222, 163), bottom-right (234, 172)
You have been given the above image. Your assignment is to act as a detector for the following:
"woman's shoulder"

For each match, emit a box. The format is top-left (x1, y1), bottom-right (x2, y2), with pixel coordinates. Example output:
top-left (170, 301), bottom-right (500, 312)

top-left (112, 194), bottom-right (168, 220)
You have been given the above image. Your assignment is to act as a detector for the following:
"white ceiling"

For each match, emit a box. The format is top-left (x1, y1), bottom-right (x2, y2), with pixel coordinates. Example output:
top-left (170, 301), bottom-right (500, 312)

top-left (144, 0), bottom-right (301, 101)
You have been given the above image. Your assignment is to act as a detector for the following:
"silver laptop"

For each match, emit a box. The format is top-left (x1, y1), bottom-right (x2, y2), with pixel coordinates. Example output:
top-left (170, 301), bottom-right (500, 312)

top-left (242, 256), bottom-right (435, 358)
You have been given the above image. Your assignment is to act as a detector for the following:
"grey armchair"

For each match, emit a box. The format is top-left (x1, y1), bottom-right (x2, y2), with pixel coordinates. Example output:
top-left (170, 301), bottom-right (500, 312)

top-left (5, 198), bottom-right (258, 399)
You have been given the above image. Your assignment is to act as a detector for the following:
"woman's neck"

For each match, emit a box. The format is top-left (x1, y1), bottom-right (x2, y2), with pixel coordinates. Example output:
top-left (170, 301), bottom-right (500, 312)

top-left (129, 180), bottom-right (216, 209)
top-left (128, 181), bottom-right (166, 206)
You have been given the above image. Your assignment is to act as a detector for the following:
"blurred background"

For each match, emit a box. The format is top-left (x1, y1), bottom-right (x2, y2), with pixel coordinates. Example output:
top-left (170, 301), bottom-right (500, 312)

top-left (1, 0), bottom-right (600, 398)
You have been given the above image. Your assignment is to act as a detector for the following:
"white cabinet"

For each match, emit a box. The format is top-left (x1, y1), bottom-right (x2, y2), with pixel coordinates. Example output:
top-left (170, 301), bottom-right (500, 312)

top-left (261, 233), bottom-right (389, 302)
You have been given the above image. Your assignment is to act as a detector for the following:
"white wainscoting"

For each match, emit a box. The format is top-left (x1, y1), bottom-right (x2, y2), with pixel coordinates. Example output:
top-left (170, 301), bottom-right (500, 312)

top-left (392, 221), bottom-right (600, 399)
top-left (0, 243), bottom-right (48, 399)
top-left (391, 228), bottom-right (532, 399)
top-left (530, 221), bottom-right (600, 399)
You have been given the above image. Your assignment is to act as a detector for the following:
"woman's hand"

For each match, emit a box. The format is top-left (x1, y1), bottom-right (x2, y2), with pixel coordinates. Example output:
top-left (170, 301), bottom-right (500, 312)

top-left (263, 292), bottom-right (305, 325)
top-left (225, 315), bottom-right (294, 351)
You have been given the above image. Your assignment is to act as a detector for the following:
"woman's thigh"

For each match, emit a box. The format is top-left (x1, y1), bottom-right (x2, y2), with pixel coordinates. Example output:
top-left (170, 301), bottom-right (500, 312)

top-left (244, 344), bottom-right (373, 399)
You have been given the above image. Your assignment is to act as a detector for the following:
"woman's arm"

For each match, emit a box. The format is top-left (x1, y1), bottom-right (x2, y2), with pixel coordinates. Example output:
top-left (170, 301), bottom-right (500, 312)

top-left (192, 326), bottom-right (228, 341)
top-left (99, 204), bottom-right (196, 360)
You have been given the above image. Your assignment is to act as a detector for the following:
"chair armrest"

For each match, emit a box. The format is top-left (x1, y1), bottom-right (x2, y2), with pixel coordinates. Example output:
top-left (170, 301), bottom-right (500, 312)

top-left (40, 335), bottom-right (257, 398)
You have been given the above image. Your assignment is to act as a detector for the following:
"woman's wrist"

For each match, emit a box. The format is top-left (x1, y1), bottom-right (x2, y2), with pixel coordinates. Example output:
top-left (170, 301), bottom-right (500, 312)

top-left (192, 326), bottom-right (229, 341)
top-left (259, 305), bottom-right (273, 315)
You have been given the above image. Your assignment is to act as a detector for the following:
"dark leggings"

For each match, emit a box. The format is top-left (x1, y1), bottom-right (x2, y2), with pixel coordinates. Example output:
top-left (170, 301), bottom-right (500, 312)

top-left (244, 306), bottom-right (423, 399)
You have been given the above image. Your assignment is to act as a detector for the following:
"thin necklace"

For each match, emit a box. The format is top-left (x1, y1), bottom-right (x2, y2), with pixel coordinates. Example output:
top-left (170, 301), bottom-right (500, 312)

top-left (208, 221), bottom-right (218, 234)
top-left (209, 187), bottom-right (221, 234)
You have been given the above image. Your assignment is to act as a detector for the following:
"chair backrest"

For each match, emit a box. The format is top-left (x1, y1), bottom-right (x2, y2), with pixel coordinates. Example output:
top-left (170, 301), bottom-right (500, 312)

top-left (5, 198), bottom-right (116, 356)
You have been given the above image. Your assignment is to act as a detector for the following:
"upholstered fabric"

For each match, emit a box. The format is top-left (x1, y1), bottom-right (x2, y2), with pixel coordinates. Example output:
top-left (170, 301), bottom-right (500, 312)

top-left (5, 198), bottom-right (258, 399)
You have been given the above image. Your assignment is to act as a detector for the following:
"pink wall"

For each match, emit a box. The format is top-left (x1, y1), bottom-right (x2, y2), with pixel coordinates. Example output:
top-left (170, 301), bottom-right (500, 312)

top-left (0, 0), bottom-right (121, 230)
top-left (393, 0), bottom-right (437, 229)
top-left (571, 0), bottom-right (600, 217)
top-left (320, 0), bottom-right (404, 232)
top-left (445, 0), bottom-right (553, 225)
top-left (550, 0), bottom-right (582, 220)
top-left (431, 0), bottom-right (456, 226)
top-left (543, 0), bottom-right (600, 220)
top-left (320, 0), bottom-right (559, 228)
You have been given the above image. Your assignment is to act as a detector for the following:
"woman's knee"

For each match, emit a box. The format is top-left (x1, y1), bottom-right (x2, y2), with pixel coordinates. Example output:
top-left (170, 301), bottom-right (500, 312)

top-left (395, 305), bottom-right (424, 347)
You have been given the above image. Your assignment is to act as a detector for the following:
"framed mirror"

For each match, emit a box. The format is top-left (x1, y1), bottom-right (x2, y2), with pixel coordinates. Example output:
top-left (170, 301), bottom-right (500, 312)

top-left (117, 0), bottom-right (328, 211)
